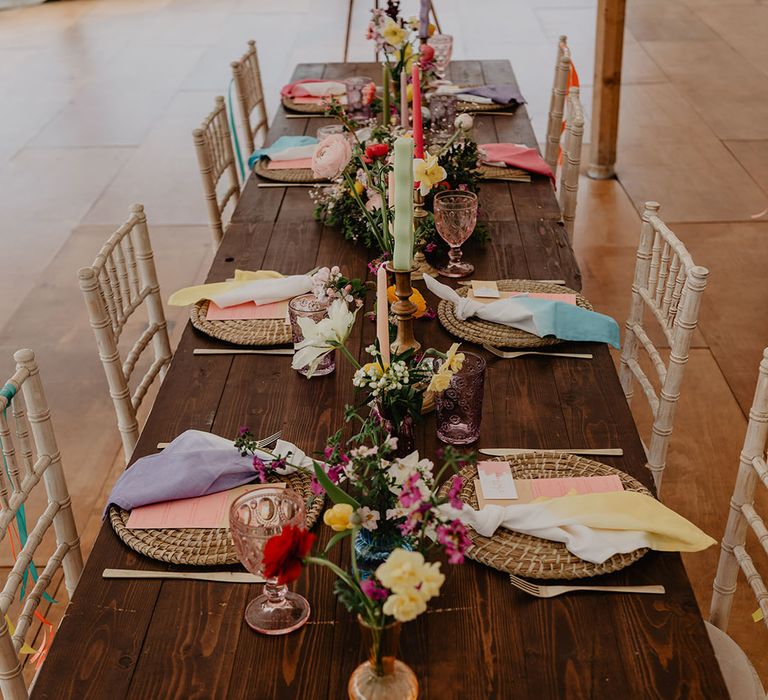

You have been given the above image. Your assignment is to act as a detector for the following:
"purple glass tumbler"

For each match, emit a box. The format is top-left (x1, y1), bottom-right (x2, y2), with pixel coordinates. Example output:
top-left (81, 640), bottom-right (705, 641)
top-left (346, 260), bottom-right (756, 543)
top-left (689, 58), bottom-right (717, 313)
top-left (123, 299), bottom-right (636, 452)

top-left (434, 352), bottom-right (486, 445)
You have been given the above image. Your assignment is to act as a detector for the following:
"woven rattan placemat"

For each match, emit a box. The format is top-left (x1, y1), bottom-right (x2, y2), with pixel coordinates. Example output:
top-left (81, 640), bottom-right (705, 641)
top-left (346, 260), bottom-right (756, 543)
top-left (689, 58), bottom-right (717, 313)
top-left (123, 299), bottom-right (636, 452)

top-left (190, 300), bottom-right (292, 347)
top-left (437, 280), bottom-right (592, 348)
top-left (282, 96), bottom-right (329, 114)
top-left (478, 164), bottom-right (531, 182)
top-left (254, 159), bottom-right (325, 184)
top-left (109, 471), bottom-right (324, 566)
top-left (440, 452), bottom-right (652, 579)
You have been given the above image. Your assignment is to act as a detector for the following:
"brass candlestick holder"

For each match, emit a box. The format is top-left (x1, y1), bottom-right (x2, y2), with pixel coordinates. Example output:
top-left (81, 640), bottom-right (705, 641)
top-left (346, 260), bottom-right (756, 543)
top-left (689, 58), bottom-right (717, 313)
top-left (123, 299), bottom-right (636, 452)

top-left (385, 262), bottom-right (421, 355)
top-left (412, 189), bottom-right (438, 281)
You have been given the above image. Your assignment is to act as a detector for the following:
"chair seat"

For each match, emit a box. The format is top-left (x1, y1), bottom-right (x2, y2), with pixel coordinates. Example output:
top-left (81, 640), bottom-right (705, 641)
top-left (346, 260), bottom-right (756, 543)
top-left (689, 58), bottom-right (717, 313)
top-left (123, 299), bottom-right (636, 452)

top-left (705, 621), bottom-right (765, 699)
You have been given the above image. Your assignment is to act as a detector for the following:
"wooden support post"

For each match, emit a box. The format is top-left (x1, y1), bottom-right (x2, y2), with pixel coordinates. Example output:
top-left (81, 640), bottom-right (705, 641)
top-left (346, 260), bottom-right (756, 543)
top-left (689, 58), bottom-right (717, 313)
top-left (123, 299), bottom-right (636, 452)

top-left (588, 0), bottom-right (626, 180)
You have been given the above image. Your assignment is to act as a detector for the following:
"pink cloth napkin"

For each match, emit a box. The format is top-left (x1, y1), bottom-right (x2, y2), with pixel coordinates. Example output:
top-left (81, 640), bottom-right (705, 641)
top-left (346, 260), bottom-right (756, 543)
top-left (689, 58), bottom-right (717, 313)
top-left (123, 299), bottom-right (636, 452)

top-left (479, 143), bottom-right (554, 180)
top-left (266, 157), bottom-right (314, 170)
top-left (281, 79), bottom-right (345, 98)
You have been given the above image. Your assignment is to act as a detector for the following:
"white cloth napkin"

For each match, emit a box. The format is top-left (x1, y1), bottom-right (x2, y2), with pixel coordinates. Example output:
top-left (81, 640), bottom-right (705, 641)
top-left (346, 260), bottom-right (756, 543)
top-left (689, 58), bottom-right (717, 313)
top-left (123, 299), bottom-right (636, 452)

top-left (210, 274), bottom-right (312, 308)
top-left (269, 145), bottom-right (319, 161)
top-left (423, 273), bottom-right (539, 333)
top-left (300, 81), bottom-right (346, 97)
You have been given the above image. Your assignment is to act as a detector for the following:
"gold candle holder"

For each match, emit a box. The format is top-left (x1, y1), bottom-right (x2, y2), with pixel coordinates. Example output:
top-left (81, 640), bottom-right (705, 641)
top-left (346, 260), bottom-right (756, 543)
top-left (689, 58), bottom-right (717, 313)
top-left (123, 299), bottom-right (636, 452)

top-left (412, 189), bottom-right (438, 281)
top-left (385, 262), bottom-right (421, 355)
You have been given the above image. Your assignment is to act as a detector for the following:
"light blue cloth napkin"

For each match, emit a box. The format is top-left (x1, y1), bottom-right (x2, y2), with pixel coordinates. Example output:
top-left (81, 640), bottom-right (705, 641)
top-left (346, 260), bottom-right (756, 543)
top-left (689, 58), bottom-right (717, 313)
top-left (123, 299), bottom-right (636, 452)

top-left (423, 274), bottom-right (621, 349)
top-left (247, 135), bottom-right (319, 169)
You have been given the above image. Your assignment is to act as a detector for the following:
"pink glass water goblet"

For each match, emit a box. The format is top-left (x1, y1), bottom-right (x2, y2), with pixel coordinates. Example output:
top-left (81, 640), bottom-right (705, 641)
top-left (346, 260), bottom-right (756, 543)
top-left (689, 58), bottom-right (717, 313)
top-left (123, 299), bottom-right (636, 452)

top-left (434, 190), bottom-right (478, 278)
top-left (229, 487), bottom-right (311, 635)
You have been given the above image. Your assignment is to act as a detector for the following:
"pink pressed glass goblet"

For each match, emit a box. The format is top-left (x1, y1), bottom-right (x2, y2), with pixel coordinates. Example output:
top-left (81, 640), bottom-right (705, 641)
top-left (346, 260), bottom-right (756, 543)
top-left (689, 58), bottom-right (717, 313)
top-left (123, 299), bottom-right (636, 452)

top-left (434, 190), bottom-right (478, 278)
top-left (229, 487), bottom-right (311, 635)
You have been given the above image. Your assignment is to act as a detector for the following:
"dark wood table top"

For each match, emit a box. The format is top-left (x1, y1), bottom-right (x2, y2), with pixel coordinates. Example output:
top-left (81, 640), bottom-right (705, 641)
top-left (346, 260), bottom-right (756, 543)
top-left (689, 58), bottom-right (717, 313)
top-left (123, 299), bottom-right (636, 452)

top-left (32, 61), bottom-right (727, 699)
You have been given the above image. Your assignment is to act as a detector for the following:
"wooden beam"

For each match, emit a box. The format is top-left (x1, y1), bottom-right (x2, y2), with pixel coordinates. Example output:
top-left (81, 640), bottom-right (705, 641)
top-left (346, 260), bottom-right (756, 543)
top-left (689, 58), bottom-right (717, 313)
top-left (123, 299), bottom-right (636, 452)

top-left (589, 0), bottom-right (626, 179)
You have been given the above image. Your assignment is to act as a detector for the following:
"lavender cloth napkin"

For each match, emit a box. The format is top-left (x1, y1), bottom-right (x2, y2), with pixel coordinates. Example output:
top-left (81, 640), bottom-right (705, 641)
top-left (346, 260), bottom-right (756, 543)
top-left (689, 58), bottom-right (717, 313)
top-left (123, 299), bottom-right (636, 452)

top-left (105, 430), bottom-right (314, 514)
top-left (460, 84), bottom-right (525, 106)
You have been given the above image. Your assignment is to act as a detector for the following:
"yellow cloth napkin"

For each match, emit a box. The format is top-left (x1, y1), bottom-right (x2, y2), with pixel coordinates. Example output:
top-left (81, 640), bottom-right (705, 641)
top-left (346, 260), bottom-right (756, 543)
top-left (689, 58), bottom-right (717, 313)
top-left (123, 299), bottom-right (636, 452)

top-left (446, 491), bottom-right (716, 564)
top-left (168, 270), bottom-right (284, 307)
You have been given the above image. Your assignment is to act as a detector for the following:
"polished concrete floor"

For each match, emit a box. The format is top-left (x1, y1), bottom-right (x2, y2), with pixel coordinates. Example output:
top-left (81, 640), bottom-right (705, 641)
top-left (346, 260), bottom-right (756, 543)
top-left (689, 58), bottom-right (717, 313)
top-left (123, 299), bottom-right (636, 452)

top-left (1, 0), bottom-right (767, 687)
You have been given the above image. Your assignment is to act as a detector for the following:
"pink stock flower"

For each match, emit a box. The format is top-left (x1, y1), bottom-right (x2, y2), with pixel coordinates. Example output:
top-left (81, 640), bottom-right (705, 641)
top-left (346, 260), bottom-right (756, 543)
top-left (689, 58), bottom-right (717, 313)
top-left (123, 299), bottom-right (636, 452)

top-left (398, 473), bottom-right (424, 509)
top-left (252, 456), bottom-right (269, 483)
top-left (310, 476), bottom-right (324, 495)
top-left (447, 476), bottom-right (464, 509)
top-left (311, 134), bottom-right (352, 180)
top-left (361, 578), bottom-right (389, 602)
top-left (436, 520), bottom-right (471, 564)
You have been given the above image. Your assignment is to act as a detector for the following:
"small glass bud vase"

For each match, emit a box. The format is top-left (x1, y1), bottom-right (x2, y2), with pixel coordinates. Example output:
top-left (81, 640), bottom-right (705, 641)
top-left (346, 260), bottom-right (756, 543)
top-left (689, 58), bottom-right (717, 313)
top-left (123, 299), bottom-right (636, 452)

top-left (348, 616), bottom-right (418, 700)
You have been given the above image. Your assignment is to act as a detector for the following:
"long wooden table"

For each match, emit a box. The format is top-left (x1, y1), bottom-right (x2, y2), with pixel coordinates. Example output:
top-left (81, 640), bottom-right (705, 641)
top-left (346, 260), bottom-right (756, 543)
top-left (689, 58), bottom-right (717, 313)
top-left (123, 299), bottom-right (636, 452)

top-left (32, 61), bottom-right (728, 699)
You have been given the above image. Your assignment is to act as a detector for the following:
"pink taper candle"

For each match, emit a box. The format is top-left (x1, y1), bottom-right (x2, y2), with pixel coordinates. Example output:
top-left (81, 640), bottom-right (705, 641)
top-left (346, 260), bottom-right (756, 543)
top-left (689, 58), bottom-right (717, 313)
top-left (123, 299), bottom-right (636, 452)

top-left (376, 264), bottom-right (391, 367)
top-left (411, 64), bottom-right (423, 158)
top-left (400, 70), bottom-right (409, 128)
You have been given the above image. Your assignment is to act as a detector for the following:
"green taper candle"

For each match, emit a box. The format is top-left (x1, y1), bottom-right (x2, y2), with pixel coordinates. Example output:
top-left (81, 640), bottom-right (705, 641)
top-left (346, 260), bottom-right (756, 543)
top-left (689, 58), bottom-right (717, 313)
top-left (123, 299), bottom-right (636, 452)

top-left (381, 64), bottom-right (390, 126)
top-left (392, 136), bottom-right (414, 271)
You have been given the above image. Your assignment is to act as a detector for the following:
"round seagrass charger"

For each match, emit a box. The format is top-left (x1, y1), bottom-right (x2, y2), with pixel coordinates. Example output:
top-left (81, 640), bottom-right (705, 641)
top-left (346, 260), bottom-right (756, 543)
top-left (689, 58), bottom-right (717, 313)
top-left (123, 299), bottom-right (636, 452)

top-left (190, 299), bottom-right (292, 347)
top-left (109, 471), bottom-right (324, 566)
top-left (254, 158), bottom-right (327, 184)
top-left (281, 95), bottom-right (329, 114)
top-left (437, 279), bottom-right (592, 349)
top-left (457, 100), bottom-right (518, 113)
top-left (439, 452), bottom-right (652, 579)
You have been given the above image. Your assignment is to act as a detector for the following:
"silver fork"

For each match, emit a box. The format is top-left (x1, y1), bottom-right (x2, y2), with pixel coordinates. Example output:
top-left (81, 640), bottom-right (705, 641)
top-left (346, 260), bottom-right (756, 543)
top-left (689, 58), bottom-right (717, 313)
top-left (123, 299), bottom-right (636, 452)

top-left (508, 573), bottom-right (665, 598)
top-left (156, 430), bottom-right (282, 451)
top-left (483, 344), bottom-right (592, 360)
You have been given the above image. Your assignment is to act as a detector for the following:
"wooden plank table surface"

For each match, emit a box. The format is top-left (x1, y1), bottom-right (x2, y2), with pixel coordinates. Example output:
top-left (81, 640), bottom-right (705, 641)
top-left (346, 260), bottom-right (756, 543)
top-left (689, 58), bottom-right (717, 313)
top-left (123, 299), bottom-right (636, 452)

top-left (32, 61), bottom-right (728, 699)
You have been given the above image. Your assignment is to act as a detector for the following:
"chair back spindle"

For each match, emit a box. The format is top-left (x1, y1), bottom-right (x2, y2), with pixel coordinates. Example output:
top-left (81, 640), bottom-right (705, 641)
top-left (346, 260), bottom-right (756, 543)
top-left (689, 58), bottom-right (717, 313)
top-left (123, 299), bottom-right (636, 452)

top-left (558, 86), bottom-right (584, 241)
top-left (0, 350), bottom-right (83, 699)
top-left (618, 202), bottom-right (709, 494)
top-left (231, 40), bottom-right (268, 157)
top-left (193, 96), bottom-right (241, 247)
top-left (545, 36), bottom-right (571, 172)
top-left (78, 204), bottom-right (172, 462)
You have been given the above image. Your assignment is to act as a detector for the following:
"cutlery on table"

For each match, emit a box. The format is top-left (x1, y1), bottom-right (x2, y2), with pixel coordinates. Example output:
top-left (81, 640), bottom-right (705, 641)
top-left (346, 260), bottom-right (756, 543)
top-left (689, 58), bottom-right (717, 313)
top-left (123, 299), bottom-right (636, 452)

top-left (480, 447), bottom-right (624, 457)
top-left (458, 279), bottom-right (566, 286)
top-left (508, 573), bottom-right (664, 598)
top-left (103, 568), bottom-right (263, 584)
top-left (285, 114), bottom-right (328, 119)
top-left (193, 348), bottom-right (294, 356)
top-left (483, 344), bottom-right (593, 360)
top-left (157, 429), bottom-right (282, 451)
top-left (257, 183), bottom-right (316, 188)
top-left (476, 111), bottom-right (518, 117)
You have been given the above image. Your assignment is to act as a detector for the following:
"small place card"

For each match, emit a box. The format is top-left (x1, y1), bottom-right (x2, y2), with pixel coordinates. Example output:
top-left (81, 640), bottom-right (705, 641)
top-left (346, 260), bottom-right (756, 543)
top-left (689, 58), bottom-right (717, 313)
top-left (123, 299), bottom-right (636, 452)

top-left (476, 460), bottom-right (518, 500)
top-left (471, 280), bottom-right (500, 298)
top-left (126, 483), bottom-right (286, 530)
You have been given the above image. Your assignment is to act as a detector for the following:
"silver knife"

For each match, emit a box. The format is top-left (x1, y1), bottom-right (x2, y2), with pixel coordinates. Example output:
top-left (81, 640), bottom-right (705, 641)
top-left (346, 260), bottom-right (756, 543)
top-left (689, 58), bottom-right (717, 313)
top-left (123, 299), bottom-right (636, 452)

top-left (103, 568), bottom-right (264, 583)
top-left (193, 348), bottom-right (294, 356)
top-left (480, 448), bottom-right (624, 457)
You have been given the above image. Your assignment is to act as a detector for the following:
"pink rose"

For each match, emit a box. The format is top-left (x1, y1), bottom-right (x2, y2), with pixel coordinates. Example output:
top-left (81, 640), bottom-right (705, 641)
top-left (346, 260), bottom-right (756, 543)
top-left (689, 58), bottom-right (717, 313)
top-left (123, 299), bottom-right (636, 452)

top-left (365, 190), bottom-right (383, 211)
top-left (312, 134), bottom-right (352, 180)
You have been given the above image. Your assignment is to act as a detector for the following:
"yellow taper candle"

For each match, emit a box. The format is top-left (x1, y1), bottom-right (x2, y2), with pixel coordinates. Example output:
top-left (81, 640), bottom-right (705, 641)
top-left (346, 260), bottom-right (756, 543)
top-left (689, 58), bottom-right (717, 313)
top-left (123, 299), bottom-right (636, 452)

top-left (392, 136), bottom-right (414, 271)
top-left (376, 264), bottom-right (391, 367)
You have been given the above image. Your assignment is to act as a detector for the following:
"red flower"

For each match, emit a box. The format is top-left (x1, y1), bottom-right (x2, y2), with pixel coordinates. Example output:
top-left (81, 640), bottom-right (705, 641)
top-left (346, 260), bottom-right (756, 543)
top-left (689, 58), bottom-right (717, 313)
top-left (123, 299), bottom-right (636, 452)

top-left (262, 525), bottom-right (316, 585)
top-left (364, 143), bottom-right (390, 161)
top-left (419, 45), bottom-right (435, 67)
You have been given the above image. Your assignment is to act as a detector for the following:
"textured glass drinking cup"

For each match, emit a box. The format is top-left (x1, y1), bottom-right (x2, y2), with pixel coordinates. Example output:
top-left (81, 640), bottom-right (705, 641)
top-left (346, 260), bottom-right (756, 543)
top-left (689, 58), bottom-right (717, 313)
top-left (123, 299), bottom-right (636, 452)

top-left (289, 294), bottom-right (336, 377)
top-left (434, 352), bottom-right (486, 444)
top-left (434, 190), bottom-right (478, 278)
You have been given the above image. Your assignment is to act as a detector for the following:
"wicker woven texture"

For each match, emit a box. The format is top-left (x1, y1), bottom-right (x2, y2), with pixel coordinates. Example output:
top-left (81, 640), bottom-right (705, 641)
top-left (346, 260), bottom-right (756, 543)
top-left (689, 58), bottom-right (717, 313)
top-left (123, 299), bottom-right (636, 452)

top-left (190, 299), bottom-right (292, 346)
top-left (109, 471), bottom-right (324, 566)
top-left (254, 159), bottom-right (325, 184)
top-left (437, 279), bottom-right (592, 348)
top-left (281, 96), bottom-right (329, 114)
top-left (457, 100), bottom-right (517, 113)
top-left (441, 452), bottom-right (652, 579)
top-left (478, 164), bottom-right (531, 182)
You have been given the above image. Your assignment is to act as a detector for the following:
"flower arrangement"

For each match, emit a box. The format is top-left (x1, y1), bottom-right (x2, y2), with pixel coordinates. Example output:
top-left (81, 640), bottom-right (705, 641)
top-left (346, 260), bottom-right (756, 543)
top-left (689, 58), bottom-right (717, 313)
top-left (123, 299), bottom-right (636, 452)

top-left (310, 265), bottom-right (368, 307)
top-left (310, 113), bottom-right (485, 260)
top-left (261, 417), bottom-right (473, 633)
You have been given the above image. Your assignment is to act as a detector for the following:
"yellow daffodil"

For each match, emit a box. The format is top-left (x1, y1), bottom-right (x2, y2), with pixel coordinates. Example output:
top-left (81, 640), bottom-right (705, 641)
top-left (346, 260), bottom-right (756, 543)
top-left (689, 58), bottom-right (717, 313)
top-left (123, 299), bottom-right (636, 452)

top-left (426, 369), bottom-right (451, 393)
top-left (403, 43), bottom-right (415, 72)
top-left (444, 343), bottom-right (465, 372)
top-left (413, 153), bottom-right (447, 196)
top-left (382, 589), bottom-right (427, 622)
top-left (387, 285), bottom-right (427, 318)
top-left (352, 180), bottom-right (365, 196)
top-left (375, 549), bottom-right (426, 593)
top-left (323, 503), bottom-right (354, 532)
top-left (382, 19), bottom-right (407, 47)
